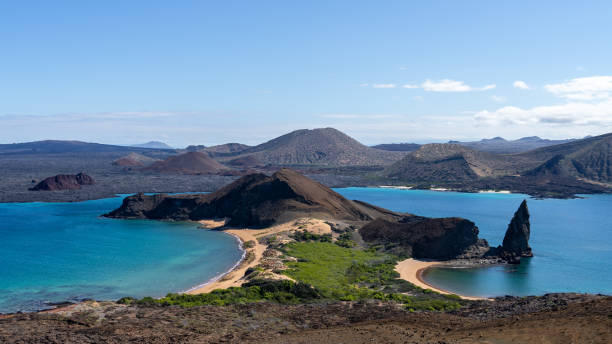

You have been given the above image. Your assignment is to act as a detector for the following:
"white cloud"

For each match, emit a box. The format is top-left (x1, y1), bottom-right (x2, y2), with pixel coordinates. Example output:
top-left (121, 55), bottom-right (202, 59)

top-left (372, 83), bottom-right (397, 88)
top-left (359, 83), bottom-right (369, 87)
top-left (422, 79), bottom-right (470, 92)
top-left (491, 95), bottom-right (506, 102)
top-left (402, 84), bottom-right (419, 89)
top-left (513, 80), bottom-right (530, 90)
top-left (474, 99), bottom-right (612, 127)
top-left (545, 76), bottom-right (612, 100)
top-left (421, 79), bottom-right (495, 92)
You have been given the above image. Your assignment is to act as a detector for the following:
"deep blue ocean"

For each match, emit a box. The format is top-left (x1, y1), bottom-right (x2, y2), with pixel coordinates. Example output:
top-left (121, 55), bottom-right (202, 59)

top-left (1, 188), bottom-right (611, 312)
top-left (336, 188), bottom-right (612, 298)
top-left (0, 196), bottom-right (243, 313)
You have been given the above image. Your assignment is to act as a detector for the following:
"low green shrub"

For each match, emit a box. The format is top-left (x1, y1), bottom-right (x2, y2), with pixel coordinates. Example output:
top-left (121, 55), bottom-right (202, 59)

top-left (127, 280), bottom-right (322, 307)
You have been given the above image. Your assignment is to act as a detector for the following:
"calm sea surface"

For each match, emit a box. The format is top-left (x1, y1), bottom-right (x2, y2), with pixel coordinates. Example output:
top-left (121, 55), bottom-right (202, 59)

top-left (336, 188), bottom-right (612, 298)
top-left (0, 196), bottom-right (243, 313)
top-left (2, 188), bottom-right (610, 312)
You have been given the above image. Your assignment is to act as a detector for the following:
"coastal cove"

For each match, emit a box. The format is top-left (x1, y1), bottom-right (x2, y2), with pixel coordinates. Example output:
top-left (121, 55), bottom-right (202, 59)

top-left (0, 196), bottom-right (243, 314)
top-left (336, 187), bottom-right (612, 297)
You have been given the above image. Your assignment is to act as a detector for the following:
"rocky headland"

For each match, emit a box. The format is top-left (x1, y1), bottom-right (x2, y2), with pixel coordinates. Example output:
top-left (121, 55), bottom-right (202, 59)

top-left (106, 168), bottom-right (397, 227)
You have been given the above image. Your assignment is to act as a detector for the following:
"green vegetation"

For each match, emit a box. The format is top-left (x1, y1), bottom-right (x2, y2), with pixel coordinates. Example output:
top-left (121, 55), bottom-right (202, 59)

top-left (242, 240), bottom-right (255, 249)
top-left (282, 241), bottom-right (381, 294)
top-left (118, 280), bottom-right (321, 307)
top-left (291, 229), bottom-right (332, 242)
top-left (282, 242), bottom-right (462, 311)
top-left (335, 232), bottom-right (356, 248)
top-left (121, 241), bottom-right (462, 311)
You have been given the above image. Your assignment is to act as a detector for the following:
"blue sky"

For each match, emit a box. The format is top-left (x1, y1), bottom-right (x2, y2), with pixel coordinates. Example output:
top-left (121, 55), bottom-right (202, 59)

top-left (1, 1), bottom-right (611, 147)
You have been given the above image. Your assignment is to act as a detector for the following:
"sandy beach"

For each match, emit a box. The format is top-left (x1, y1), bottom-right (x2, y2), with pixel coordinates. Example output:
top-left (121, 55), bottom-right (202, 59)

top-left (186, 228), bottom-right (266, 294)
top-left (395, 258), bottom-right (487, 301)
top-left (188, 220), bottom-right (488, 301)
top-left (187, 219), bottom-right (330, 294)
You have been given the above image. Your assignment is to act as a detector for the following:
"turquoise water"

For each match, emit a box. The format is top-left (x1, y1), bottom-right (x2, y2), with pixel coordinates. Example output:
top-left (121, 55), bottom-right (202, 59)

top-left (336, 188), bottom-right (612, 298)
top-left (0, 196), bottom-right (243, 313)
top-left (2, 188), bottom-right (610, 312)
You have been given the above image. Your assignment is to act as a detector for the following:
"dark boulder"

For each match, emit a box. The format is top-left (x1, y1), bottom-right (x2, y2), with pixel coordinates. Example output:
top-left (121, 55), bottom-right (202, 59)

top-left (29, 173), bottom-right (95, 191)
top-left (359, 216), bottom-right (489, 259)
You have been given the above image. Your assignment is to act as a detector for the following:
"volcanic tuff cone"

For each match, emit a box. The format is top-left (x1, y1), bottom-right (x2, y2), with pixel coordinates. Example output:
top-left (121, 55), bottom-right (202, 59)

top-left (29, 173), bottom-right (95, 191)
top-left (106, 168), bottom-right (396, 227)
top-left (112, 152), bottom-right (158, 167)
top-left (141, 151), bottom-right (227, 174)
top-left (225, 128), bottom-right (405, 166)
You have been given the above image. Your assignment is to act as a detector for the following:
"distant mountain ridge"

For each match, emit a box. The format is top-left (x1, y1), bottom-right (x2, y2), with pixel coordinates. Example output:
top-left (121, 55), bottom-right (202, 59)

top-left (130, 141), bottom-right (174, 149)
top-left (382, 133), bottom-right (612, 195)
top-left (371, 143), bottom-right (421, 152)
top-left (0, 140), bottom-right (170, 155)
top-left (449, 136), bottom-right (577, 154)
top-left (521, 133), bottom-right (612, 183)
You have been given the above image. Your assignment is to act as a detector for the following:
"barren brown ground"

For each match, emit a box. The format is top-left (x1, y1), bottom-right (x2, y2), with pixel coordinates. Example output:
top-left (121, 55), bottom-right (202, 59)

top-left (1, 294), bottom-right (609, 343)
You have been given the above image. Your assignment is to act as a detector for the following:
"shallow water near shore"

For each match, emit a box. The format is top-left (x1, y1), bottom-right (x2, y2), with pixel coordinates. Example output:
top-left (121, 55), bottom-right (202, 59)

top-left (0, 196), bottom-right (243, 313)
top-left (336, 188), bottom-right (612, 297)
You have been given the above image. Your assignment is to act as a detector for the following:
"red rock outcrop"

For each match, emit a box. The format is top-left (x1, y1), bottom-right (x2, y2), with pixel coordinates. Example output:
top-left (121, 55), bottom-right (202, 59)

top-left (29, 173), bottom-right (95, 191)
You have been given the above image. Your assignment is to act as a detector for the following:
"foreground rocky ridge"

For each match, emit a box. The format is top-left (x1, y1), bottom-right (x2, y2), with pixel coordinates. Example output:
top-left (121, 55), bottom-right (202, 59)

top-left (1, 294), bottom-right (609, 343)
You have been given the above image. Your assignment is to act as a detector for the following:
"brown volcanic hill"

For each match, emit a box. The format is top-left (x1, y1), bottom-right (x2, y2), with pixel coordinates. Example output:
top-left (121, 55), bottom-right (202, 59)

top-left (112, 152), bottom-right (158, 167)
top-left (224, 128), bottom-right (405, 166)
top-left (29, 173), bottom-right (95, 191)
top-left (382, 144), bottom-right (521, 183)
top-left (522, 133), bottom-right (612, 183)
top-left (141, 151), bottom-right (227, 174)
top-left (106, 168), bottom-right (398, 227)
top-left (204, 143), bottom-right (251, 155)
top-left (227, 155), bottom-right (262, 168)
